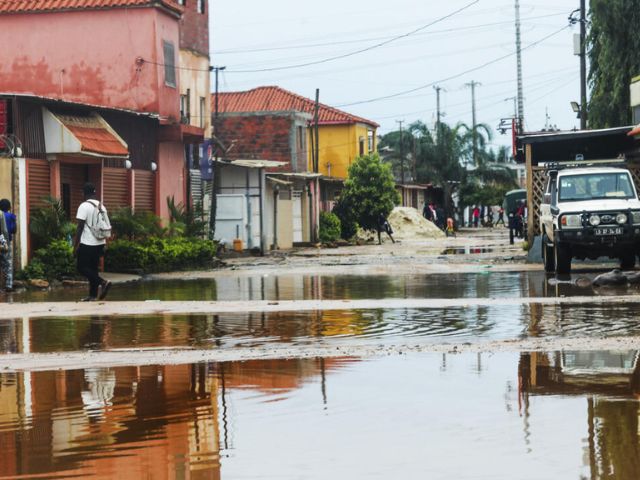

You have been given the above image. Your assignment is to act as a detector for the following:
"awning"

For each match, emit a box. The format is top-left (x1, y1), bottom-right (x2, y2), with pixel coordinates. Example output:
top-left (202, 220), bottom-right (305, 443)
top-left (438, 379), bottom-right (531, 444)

top-left (215, 159), bottom-right (287, 169)
top-left (43, 107), bottom-right (129, 158)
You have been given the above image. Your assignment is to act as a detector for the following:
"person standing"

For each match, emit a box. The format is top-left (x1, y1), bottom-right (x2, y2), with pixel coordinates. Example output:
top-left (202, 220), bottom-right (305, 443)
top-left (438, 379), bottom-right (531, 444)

top-left (0, 199), bottom-right (16, 292)
top-left (496, 207), bottom-right (505, 226)
top-left (74, 183), bottom-right (112, 301)
top-left (472, 206), bottom-right (480, 228)
top-left (422, 202), bottom-right (433, 222)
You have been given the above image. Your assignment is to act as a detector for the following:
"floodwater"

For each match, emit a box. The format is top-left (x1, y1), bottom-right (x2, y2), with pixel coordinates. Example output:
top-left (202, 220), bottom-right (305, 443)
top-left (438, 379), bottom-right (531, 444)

top-left (7, 270), bottom-right (639, 304)
top-left (1, 351), bottom-right (639, 479)
top-left (2, 300), bottom-right (640, 355)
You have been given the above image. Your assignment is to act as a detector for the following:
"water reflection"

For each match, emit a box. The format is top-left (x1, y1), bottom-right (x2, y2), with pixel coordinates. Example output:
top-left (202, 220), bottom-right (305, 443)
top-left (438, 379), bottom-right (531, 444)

top-left (519, 350), bottom-right (640, 479)
top-left (2, 353), bottom-right (640, 478)
top-left (0, 358), bottom-right (351, 479)
top-left (4, 298), bottom-right (640, 355)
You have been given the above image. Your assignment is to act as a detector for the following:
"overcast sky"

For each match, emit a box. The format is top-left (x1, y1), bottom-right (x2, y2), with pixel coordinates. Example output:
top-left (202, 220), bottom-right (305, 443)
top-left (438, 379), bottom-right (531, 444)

top-left (210, 0), bottom-right (584, 151)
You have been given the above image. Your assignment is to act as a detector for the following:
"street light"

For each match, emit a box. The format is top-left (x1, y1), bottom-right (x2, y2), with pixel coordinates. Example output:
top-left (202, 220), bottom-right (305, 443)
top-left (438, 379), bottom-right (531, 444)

top-left (570, 101), bottom-right (581, 119)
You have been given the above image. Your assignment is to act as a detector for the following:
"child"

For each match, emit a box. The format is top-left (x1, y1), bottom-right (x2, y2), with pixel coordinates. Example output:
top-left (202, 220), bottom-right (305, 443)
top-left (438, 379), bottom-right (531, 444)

top-left (0, 199), bottom-right (16, 292)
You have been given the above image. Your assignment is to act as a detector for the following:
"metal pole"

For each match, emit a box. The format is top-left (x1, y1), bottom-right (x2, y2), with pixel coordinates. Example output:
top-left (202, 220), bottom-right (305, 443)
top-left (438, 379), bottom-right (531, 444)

top-left (209, 65), bottom-right (226, 240)
top-left (515, 0), bottom-right (524, 130)
top-left (434, 86), bottom-right (442, 144)
top-left (466, 81), bottom-right (481, 166)
top-left (579, 0), bottom-right (587, 129)
top-left (397, 120), bottom-right (404, 186)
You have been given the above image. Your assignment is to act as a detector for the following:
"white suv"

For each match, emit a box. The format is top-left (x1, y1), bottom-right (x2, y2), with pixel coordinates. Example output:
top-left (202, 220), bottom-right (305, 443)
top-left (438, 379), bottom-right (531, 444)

top-left (540, 166), bottom-right (640, 274)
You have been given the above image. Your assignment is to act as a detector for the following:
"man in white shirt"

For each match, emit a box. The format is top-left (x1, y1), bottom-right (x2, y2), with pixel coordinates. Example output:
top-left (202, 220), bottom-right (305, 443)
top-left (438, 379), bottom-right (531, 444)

top-left (74, 183), bottom-right (111, 301)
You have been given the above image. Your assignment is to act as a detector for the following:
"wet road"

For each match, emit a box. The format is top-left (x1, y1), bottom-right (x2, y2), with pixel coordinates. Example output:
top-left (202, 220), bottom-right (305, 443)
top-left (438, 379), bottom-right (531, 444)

top-left (7, 269), bottom-right (638, 304)
top-left (1, 351), bottom-right (639, 479)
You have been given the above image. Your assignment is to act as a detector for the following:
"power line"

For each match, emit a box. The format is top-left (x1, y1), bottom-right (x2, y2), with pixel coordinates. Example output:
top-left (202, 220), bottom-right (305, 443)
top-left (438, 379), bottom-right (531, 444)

top-left (213, 12), bottom-right (567, 55)
top-left (224, 0), bottom-right (480, 73)
top-left (335, 24), bottom-right (571, 108)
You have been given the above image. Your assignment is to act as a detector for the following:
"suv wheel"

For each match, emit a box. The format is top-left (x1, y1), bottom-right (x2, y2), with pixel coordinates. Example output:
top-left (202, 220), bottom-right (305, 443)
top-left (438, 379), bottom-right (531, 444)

top-left (554, 242), bottom-right (572, 274)
top-left (542, 233), bottom-right (555, 272)
top-left (620, 252), bottom-right (636, 270)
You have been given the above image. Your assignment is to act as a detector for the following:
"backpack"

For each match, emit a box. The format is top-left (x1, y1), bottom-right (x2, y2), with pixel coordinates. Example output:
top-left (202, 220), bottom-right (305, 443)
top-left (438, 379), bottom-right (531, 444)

top-left (86, 200), bottom-right (112, 240)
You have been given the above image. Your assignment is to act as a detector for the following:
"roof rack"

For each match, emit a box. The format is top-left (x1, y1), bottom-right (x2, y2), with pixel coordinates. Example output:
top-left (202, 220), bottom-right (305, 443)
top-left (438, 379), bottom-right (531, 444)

top-left (542, 159), bottom-right (627, 171)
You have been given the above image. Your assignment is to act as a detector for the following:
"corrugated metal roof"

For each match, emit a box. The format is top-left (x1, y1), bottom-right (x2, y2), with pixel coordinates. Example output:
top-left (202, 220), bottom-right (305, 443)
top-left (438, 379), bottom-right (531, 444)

top-left (0, 0), bottom-right (182, 15)
top-left (215, 86), bottom-right (379, 128)
top-left (55, 111), bottom-right (129, 157)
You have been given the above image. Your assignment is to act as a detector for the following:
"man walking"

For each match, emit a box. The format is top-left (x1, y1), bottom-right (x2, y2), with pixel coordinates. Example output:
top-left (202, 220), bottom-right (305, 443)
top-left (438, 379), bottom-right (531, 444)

top-left (74, 183), bottom-right (112, 301)
top-left (0, 199), bottom-right (16, 292)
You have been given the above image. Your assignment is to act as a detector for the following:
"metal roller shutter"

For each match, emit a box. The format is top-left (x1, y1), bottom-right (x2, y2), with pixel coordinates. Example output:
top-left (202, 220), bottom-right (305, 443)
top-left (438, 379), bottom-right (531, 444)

top-left (103, 168), bottom-right (128, 209)
top-left (27, 159), bottom-right (50, 211)
top-left (134, 170), bottom-right (155, 212)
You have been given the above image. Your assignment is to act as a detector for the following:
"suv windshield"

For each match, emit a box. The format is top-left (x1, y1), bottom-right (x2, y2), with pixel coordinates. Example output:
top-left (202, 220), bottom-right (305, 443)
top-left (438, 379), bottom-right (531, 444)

top-left (558, 172), bottom-right (636, 202)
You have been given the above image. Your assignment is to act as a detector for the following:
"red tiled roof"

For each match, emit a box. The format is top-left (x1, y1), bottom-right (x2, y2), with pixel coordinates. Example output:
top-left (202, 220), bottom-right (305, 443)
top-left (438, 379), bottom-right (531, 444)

top-left (0, 0), bottom-right (182, 15)
top-left (215, 86), bottom-right (379, 128)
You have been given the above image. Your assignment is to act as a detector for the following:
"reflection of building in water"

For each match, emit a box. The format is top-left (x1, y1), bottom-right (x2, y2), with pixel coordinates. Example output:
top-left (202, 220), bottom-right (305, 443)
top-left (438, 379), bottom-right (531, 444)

top-left (0, 364), bottom-right (221, 479)
top-left (0, 357), bottom-right (356, 478)
top-left (519, 351), bottom-right (640, 479)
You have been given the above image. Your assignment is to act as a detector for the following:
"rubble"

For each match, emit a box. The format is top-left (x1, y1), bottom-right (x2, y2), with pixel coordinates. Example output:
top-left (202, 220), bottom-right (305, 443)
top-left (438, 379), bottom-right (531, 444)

top-left (387, 207), bottom-right (446, 240)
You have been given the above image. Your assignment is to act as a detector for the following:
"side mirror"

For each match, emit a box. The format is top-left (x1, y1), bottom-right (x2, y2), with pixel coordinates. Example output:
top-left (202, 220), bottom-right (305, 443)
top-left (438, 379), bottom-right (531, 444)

top-left (543, 193), bottom-right (551, 204)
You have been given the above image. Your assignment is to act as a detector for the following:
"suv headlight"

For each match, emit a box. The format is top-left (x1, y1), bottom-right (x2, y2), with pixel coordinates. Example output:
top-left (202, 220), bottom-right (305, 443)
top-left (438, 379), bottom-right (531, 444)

top-left (616, 213), bottom-right (628, 225)
top-left (588, 215), bottom-right (601, 226)
top-left (561, 214), bottom-right (582, 228)
top-left (632, 211), bottom-right (640, 225)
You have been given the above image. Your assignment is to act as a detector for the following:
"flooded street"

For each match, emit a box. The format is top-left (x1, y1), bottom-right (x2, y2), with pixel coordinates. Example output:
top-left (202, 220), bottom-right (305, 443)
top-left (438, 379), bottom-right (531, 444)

top-left (4, 230), bottom-right (640, 478)
top-left (2, 351), bottom-right (640, 479)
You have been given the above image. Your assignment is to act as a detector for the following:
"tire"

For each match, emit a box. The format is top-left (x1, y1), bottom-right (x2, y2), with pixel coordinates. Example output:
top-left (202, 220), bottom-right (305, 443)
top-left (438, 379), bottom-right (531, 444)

top-left (620, 252), bottom-right (636, 270)
top-left (554, 242), bottom-right (572, 275)
top-left (542, 234), bottom-right (555, 273)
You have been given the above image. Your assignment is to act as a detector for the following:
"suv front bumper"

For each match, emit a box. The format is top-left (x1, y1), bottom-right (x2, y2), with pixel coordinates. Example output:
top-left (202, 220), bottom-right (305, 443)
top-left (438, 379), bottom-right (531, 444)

top-left (557, 225), bottom-right (640, 246)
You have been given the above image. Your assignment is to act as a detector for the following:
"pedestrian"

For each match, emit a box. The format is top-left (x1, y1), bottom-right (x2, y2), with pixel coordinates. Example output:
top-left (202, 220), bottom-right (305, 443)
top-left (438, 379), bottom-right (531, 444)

top-left (422, 202), bottom-right (433, 222)
top-left (472, 206), bottom-right (480, 228)
top-left (445, 217), bottom-right (456, 237)
top-left (74, 183), bottom-right (112, 301)
top-left (496, 207), bottom-right (505, 226)
top-left (377, 212), bottom-right (395, 244)
top-left (435, 205), bottom-right (445, 230)
top-left (0, 199), bottom-right (16, 292)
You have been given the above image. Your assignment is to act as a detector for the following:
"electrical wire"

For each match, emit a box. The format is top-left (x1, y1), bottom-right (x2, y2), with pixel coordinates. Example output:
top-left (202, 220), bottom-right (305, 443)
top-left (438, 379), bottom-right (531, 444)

top-left (334, 24), bottom-right (571, 108)
top-left (213, 12), bottom-right (566, 56)
top-left (223, 0), bottom-right (480, 73)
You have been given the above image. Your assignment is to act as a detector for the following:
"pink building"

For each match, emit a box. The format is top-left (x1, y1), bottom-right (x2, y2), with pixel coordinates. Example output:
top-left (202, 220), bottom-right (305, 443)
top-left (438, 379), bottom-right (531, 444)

top-left (0, 0), bottom-right (192, 242)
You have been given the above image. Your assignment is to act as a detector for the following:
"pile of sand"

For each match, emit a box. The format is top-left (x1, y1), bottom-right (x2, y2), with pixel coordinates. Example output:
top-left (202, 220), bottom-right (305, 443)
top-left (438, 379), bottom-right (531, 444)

top-left (387, 207), bottom-right (445, 240)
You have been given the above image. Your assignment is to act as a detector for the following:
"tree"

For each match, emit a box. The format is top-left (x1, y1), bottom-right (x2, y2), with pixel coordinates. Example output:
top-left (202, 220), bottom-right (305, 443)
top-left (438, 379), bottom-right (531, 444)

top-left (334, 153), bottom-right (400, 235)
top-left (588, 0), bottom-right (640, 128)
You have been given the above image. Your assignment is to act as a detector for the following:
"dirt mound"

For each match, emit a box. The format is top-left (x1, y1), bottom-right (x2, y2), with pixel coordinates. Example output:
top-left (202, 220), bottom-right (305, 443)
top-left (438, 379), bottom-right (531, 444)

top-left (388, 207), bottom-right (445, 240)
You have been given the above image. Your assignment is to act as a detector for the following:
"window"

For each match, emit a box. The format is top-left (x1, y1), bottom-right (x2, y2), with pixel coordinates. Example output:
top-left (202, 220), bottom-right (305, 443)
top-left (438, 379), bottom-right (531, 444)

top-left (367, 130), bottom-right (374, 152)
top-left (199, 97), bottom-right (206, 128)
top-left (163, 41), bottom-right (176, 87)
top-left (559, 173), bottom-right (635, 202)
top-left (297, 126), bottom-right (305, 150)
top-left (359, 137), bottom-right (365, 156)
top-left (197, 0), bottom-right (205, 13)
top-left (180, 94), bottom-right (188, 122)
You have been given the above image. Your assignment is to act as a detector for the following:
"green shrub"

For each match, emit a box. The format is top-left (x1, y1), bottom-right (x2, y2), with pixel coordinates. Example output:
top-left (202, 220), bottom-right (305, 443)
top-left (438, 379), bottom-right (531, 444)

top-left (167, 196), bottom-right (207, 238)
top-left (332, 198), bottom-right (358, 240)
top-left (105, 237), bottom-right (217, 273)
top-left (20, 239), bottom-right (75, 280)
top-left (29, 196), bottom-right (75, 250)
top-left (110, 207), bottom-right (164, 240)
top-left (319, 211), bottom-right (341, 243)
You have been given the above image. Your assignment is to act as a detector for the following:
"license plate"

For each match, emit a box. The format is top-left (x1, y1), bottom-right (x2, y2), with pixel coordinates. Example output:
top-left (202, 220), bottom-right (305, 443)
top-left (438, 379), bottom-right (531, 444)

top-left (594, 227), bottom-right (623, 236)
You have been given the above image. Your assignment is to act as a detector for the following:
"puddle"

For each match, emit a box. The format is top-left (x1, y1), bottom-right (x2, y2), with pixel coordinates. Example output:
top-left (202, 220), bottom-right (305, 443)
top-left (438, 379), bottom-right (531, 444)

top-left (4, 301), bottom-right (640, 355)
top-left (9, 270), bottom-right (638, 304)
top-left (1, 351), bottom-right (639, 479)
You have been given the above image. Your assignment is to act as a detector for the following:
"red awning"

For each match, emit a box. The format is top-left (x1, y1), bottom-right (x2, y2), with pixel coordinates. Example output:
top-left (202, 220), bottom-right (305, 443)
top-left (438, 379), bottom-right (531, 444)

top-left (43, 109), bottom-right (129, 158)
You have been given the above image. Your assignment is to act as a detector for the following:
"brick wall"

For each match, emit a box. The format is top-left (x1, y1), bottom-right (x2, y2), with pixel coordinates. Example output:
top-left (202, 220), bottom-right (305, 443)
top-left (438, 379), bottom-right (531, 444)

top-left (218, 114), bottom-right (294, 171)
top-left (179, 0), bottom-right (209, 56)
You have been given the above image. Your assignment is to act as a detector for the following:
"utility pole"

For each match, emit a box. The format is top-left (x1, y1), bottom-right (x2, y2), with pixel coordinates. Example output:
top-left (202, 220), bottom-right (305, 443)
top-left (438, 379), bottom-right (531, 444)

top-left (579, 0), bottom-right (587, 129)
top-left (515, 0), bottom-right (524, 131)
top-left (209, 65), bottom-right (226, 240)
top-left (397, 120), bottom-right (405, 186)
top-left (465, 81), bottom-right (481, 166)
top-left (434, 85), bottom-right (444, 144)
